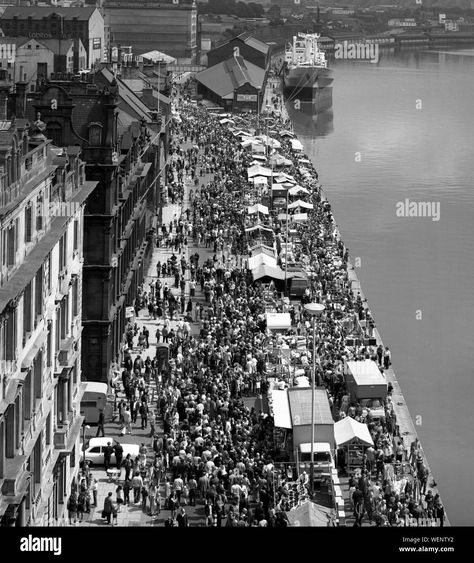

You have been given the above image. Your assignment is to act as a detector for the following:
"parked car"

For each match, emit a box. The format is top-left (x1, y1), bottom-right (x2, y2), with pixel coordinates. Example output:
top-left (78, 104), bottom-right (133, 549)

top-left (80, 437), bottom-right (139, 466)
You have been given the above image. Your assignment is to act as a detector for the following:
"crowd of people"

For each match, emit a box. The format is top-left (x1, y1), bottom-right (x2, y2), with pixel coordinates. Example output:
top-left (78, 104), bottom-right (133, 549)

top-left (69, 79), bottom-right (443, 527)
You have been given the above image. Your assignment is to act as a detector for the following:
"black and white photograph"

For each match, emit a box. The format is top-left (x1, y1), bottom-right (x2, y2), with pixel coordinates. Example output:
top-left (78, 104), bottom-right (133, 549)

top-left (0, 0), bottom-right (471, 555)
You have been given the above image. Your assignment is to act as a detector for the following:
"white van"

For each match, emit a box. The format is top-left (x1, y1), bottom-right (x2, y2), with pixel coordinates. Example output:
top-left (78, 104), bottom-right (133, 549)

top-left (297, 443), bottom-right (335, 475)
top-left (80, 382), bottom-right (108, 425)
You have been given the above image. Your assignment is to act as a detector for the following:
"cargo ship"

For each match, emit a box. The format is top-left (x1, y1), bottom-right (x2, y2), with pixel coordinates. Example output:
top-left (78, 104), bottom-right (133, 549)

top-left (283, 33), bottom-right (333, 107)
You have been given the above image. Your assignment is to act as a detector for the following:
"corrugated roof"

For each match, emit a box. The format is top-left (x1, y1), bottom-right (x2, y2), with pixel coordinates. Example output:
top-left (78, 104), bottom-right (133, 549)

top-left (0, 6), bottom-right (97, 21)
top-left (238, 32), bottom-right (270, 54)
top-left (196, 56), bottom-right (265, 99)
top-left (215, 32), bottom-right (269, 55)
top-left (288, 388), bottom-right (333, 426)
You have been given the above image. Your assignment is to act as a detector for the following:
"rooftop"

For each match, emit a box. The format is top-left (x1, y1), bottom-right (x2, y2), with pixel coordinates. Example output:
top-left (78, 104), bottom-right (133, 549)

top-left (195, 56), bottom-right (265, 99)
top-left (214, 32), bottom-right (270, 55)
top-left (288, 388), bottom-right (334, 426)
top-left (0, 6), bottom-right (98, 21)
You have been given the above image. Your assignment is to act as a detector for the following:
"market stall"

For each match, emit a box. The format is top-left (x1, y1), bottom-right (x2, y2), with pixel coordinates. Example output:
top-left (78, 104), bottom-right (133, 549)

top-left (334, 416), bottom-right (374, 470)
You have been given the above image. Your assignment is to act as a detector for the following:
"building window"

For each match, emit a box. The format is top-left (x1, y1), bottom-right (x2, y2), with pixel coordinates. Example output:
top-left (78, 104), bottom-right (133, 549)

top-left (7, 224), bottom-right (16, 266)
top-left (35, 267), bottom-right (43, 323)
top-left (46, 413), bottom-right (51, 446)
top-left (36, 193), bottom-right (43, 231)
top-left (72, 277), bottom-right (78, 318)
top-left (46, 325), bottom-right (52, 369)
top-left (5, 309), bottom-right (16, 361)
top-left (73, 219), bottom-right (78, 253)
top-left (23, 282), bottom-right (32, 338)
top-left (25, 204), bottom-right (32, 243)
top-left (88, 123), bottom-right (102, 146)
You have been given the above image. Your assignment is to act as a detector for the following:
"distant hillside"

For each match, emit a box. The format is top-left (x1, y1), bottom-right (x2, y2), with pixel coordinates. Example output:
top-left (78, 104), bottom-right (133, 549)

top-left (327, 0), bottom-right (474, 10)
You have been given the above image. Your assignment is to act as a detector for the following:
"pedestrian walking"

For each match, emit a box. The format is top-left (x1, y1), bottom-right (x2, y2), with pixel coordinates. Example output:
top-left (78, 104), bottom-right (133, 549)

top-left (96, 409), bottom-right (105, 437)
top-left (102, 492), bottom-right (113, 525)
top-left (132, 472), bottom-right (143, 504)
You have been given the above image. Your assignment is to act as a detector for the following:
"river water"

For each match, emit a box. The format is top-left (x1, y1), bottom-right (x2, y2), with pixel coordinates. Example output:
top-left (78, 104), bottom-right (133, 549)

top-left (289, 48), bottom-right (474, 525)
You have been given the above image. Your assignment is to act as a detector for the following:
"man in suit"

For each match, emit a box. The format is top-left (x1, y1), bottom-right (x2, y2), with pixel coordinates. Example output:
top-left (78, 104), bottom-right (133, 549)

top-left (103, 492), bottom-right (114, 525)
top-left (114, 442), bottom-right (124, 471)
top-left (103, 442), bottom-right (114, 471)
top-left (140, 401), bottom-right (149, 430)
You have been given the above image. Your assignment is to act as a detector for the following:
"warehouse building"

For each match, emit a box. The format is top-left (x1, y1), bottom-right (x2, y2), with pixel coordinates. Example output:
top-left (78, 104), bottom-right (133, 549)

top-left (195, 55), bottom-right (266, 113)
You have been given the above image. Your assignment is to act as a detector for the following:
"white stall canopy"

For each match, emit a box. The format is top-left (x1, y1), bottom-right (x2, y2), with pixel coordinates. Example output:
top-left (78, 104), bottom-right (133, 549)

top-left (288, 199), bottom-right (314, 210)
top-left (271, 389), bottom-right (292, 428)
top-left (334, 416), bottom-right (374, 448)
top-left (291, 138), bottom-right (304, 152)
top-left (248, 253), bottom-right (277, 270)
top-left (289, 185), bottom-right (310, 196)
top-left (247, 204), bottom-right (269, 215)
top-left (248, 164), bottom-right (273, 178)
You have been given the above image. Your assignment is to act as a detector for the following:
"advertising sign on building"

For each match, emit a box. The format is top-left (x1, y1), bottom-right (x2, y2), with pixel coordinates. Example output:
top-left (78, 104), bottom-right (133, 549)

top-left (236, 94), bottom-right (258, 102)
top-left (93, 38), bottom-right (101, 50)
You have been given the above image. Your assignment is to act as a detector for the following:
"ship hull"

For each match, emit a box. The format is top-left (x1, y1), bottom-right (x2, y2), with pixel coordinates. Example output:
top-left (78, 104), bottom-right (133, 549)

top-left (283, 66), bottom-right (333, 105)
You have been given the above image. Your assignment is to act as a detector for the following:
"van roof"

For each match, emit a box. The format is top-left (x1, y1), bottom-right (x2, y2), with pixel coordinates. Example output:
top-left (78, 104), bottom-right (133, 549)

top-left (299, 443), bottom-right (331, 454)
top-left (83, 382), bottom-right (108, 394)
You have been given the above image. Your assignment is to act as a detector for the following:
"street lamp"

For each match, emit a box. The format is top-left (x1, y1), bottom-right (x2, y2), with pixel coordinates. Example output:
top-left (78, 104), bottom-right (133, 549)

top-left (303, 302), bottom-right (325, 495)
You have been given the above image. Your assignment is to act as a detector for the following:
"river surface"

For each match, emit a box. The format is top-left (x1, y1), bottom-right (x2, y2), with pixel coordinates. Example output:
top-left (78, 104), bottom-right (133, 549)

top-left (289, 48), bottom-right (474, 525)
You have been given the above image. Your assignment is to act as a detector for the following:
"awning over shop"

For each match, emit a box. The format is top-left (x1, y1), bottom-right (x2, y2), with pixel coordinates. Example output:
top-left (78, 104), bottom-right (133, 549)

top-left (334, 416), bottom-right (374, 448)
top-left (247, 204), bottom-right (269, 215)
top-left (266, 312), bottom-right (291, 330)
